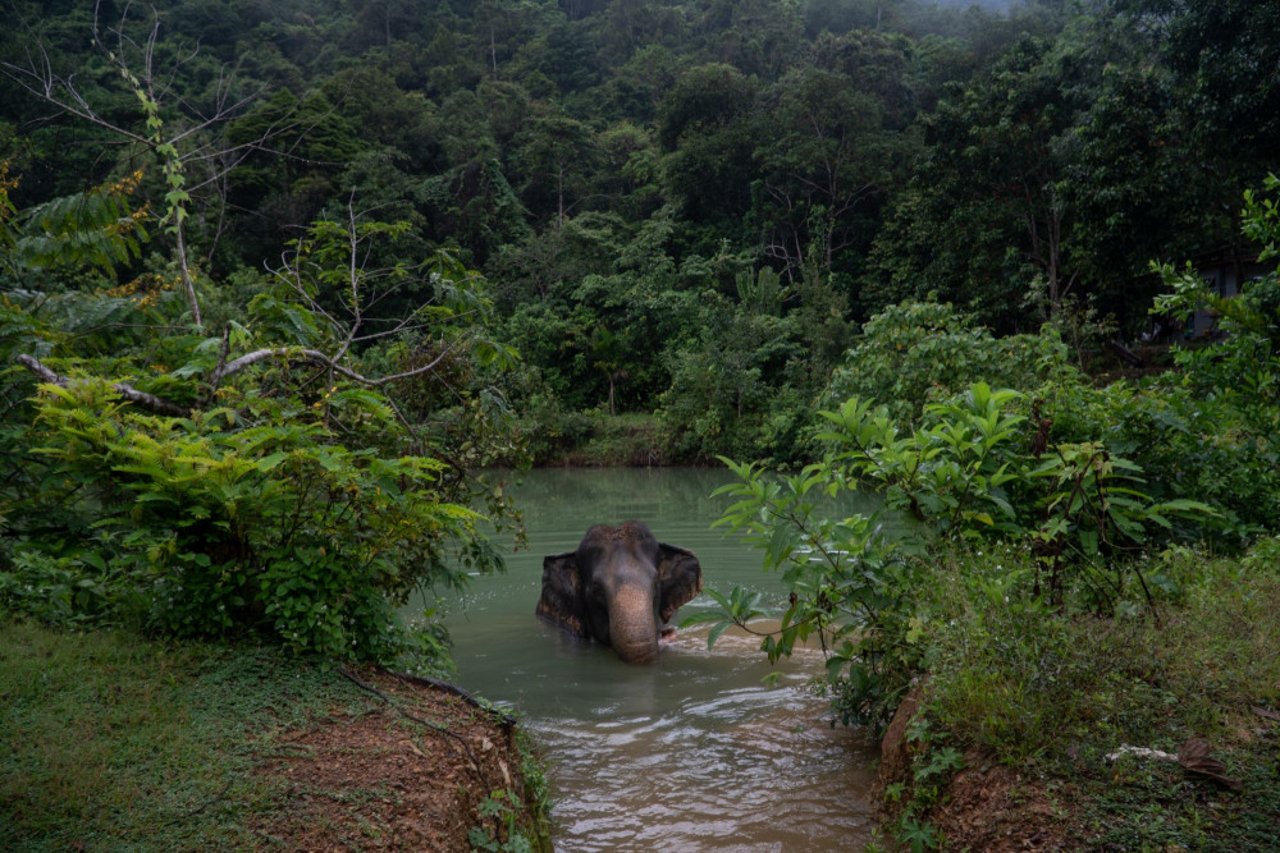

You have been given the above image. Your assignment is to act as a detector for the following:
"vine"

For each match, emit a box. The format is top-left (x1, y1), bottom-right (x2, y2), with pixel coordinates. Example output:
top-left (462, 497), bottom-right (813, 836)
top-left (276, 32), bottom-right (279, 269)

top-left (102, 37), bottom-right (201, 328)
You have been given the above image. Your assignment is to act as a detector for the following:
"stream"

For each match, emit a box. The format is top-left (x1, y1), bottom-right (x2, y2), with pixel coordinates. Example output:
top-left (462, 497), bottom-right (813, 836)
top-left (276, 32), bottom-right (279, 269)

top-left (435, 468), bottom-right (878, 851)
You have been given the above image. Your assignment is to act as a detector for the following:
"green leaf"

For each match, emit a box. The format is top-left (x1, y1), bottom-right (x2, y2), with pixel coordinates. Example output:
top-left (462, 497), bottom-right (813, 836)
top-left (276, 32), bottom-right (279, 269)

top-left (256, 451), bottom-right (289, 472)
top-left (707, 620), bottom-right (734, 649)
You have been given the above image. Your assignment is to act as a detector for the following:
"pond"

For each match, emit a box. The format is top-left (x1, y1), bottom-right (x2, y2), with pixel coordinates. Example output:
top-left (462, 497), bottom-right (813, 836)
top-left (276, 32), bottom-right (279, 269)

top-left (436, 467), bottom-right (878, 852)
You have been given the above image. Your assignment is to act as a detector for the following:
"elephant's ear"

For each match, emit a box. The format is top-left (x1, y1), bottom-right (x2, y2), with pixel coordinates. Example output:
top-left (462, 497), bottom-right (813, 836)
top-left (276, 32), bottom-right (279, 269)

top-left (537, 552), bottom-right (588, 638)
top-left (657, 544), bottom-right (703, 624)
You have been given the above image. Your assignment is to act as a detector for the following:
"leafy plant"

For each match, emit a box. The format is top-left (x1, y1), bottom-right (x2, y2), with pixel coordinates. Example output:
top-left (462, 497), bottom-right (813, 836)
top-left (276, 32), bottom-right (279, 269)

top-left (2, 191), bottom-right (519, 668)
top-left (699, 381), bottom-right (1215, 726)
top-left (896, 817), bottom-right (942, 853)
top-left (2, 168), bottom-right (150, 278)
top-left (468, 789), bottom-right (535, 853)
top-left (693, 455), bottom-right (923, 727)
top-left (825, 300), bottom-right (1070, 425)
top-left (19, 378), bottom-right (485, 662)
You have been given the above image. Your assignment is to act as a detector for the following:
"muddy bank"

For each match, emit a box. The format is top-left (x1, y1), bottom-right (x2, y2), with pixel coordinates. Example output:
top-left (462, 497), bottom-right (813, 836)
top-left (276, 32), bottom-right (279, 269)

top-left (253, 667), bottom-right (550, 851)
top-left (876, 679), bottom-right (1280, 852)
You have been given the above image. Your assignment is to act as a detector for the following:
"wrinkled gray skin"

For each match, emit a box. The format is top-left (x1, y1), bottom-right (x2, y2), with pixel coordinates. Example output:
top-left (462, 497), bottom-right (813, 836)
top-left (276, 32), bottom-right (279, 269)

top-left (536, 522), bottom-right (703, 664)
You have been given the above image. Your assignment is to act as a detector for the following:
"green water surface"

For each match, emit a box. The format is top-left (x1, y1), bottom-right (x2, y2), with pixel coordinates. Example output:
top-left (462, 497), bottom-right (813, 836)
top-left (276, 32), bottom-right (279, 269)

top-left (438, 468), bottom-right (877, 851)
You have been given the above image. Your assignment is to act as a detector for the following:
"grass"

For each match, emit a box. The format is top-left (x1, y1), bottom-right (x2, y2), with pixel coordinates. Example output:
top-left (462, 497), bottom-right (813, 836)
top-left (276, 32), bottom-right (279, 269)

top-left (0, 619), bottom-right (367, 850)
top-left (908, 541), bottom-right (1280, 849)
top-left (1082, 744), bottom-right (1280, 851)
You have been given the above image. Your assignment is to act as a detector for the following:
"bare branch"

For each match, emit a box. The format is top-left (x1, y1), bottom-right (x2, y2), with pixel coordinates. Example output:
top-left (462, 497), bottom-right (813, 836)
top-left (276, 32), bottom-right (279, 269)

top-left (208, 341), bottom-right (458, 389)
top-left (15, 353), bottom-right (190, 417)
top-left (16, 326), bottom-right (460, 421)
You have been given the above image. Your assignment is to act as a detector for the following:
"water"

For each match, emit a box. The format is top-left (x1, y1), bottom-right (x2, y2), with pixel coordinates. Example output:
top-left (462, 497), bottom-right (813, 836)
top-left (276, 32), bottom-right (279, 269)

top-left (436, 468), bottom-right (878, 851)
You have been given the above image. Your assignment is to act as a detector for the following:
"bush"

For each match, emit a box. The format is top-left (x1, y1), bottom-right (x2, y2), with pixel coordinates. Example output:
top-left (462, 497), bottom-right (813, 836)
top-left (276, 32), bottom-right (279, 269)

top-left (5, 378), bottom-right (488, 664)
top-left (2, 200), bottom-right (516, 668)
top-left (1042, 374), bottom-right (1280, 541)
top-left (657, 306), bottom-right (812, 464)
top-left (927, 542), bottom-right (1280, 766)
top-left (826, 300), bottom-right (1072, 425)
top-left (702, 381), bottom-right (1218, 728)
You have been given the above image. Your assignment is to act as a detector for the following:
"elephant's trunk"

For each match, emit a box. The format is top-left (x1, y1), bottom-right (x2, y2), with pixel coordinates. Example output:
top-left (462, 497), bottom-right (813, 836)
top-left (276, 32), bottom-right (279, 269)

top-left (608, 583), bottom-right (660, 664)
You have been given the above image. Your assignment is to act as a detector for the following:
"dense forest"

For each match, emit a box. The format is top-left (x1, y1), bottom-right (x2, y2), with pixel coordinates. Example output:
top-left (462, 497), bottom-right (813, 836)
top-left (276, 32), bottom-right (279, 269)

top-left (3, 1), bottom-right (1280, 848)
top-left (3, 0), bottom-right (1278, 657)
top-left (4, 0), bottom-right (1277, 465)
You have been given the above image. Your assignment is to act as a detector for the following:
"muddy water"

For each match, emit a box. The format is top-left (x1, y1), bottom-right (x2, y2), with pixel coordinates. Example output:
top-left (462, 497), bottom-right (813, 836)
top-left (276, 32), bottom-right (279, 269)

top-left (439, 468), bottom-right (878, 851)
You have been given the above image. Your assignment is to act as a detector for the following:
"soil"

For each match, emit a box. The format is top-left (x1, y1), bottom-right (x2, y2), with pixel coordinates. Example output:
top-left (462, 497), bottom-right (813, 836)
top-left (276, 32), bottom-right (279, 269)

top-left (926, 758), bottom-right (1079, 851)
top-left (877, 687), bottom-right (1084, 852)
top-left (251, 666), bottom-right (541, 851)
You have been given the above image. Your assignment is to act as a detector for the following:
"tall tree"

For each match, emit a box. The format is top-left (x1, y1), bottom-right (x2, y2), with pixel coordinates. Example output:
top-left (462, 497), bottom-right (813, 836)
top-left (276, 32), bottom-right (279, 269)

top-left (512, 111), bottom-right (601, 226)
top-left (866, 34), bottom-right (1092, 328)
top-left (658, 63), bottom-right (758, 233)
top-left (753, 66), bottom-right (895, 285)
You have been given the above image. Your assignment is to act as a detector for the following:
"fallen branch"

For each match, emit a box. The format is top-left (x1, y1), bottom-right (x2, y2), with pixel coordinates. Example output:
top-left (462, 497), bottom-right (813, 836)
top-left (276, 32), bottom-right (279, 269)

top-left (1107, 339), bottom-right (1146, 368)
top-left (15, 353), bottom-right (190, 417)
top-left (1252, 705), bottom-right (1280, 723)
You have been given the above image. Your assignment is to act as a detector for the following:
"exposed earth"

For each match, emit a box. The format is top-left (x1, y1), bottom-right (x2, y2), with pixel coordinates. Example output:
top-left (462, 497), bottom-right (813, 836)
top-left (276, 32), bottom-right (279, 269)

top-left (251, 667), bottom-right (544, 851)
top-left (876, 682), bottom-right (1280, 851)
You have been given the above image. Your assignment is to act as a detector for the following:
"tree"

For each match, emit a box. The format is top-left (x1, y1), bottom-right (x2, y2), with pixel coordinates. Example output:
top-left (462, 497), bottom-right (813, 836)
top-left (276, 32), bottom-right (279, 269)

top-left (223, 88), bottom-right (362, 266)
top-left (754, 66), bottom-right (894, 285)
top-left (512, 112), bottom-right (600, 226)
top-left (658, 63), bottom-right (758, 232)
top-left (4, 195), bottom-right (520, 661)
top-left (2, 5), bottom-right (279, 328)
top-left (866, 34), bottom-right (1093, 329)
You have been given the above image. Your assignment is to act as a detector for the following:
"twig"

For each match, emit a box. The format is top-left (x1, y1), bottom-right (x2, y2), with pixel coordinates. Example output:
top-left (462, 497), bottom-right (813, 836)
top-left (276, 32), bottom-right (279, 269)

top-left (387, 669), bottom-right (517, 729)
top-left (337, 666), bottom-right (484, 774)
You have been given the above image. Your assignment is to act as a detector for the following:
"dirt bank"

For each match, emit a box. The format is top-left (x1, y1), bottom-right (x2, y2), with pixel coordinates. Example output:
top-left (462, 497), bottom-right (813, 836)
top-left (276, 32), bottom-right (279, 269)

top-left (876, 680), bottom-right (1280, 851)
top-left (252, 666), bottom-right (548, 851)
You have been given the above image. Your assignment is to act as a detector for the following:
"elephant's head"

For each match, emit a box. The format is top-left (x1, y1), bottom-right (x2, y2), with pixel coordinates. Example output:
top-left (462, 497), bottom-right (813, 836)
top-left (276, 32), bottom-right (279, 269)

top-left (536, 522), bottom-right (703, 664)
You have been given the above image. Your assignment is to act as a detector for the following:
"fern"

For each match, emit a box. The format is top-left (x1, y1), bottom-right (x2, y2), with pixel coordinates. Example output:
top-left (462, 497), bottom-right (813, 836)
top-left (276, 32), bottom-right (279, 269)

top-left (9, 173), bottom-right (150, 276)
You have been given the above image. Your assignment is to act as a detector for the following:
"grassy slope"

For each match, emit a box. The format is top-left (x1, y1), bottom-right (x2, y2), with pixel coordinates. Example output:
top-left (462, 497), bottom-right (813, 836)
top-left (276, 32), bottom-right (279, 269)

top-left (908, 544), bottom-right (1280, 850)
top-left (0, 621), bottom-right (366, 849)
top-left (0, 620), bottom-right (549, 851)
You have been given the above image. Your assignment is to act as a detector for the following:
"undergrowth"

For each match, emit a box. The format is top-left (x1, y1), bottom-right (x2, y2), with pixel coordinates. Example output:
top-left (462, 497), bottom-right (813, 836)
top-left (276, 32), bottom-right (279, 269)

top-left (889, 541), bottom-right (1280, 850)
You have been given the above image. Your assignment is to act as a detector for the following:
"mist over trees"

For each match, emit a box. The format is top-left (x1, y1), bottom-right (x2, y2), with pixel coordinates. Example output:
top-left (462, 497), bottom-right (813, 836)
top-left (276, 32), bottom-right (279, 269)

top-left (2, 0), bottom-right (1277, 466)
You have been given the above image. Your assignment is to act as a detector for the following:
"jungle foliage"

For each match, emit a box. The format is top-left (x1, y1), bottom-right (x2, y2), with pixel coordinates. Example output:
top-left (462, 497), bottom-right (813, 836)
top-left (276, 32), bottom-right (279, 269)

top-left (699, 182), bottom-right (1280, 848)
top-left (0, 166), bottom-right (517, 668)
top-left (3, 0), bottom-right (1278, 467)
top-left (2, 0), bottom-right (1279, 698)
top-left (702, 181), bottom-right (1280, 722)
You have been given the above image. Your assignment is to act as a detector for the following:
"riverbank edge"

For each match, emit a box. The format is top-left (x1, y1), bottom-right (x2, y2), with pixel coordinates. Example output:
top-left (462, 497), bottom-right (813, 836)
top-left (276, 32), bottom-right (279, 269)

top-left (0, 618), bottom-right (553, 851)
top-left (873, 657), bottom-right (1280, 851)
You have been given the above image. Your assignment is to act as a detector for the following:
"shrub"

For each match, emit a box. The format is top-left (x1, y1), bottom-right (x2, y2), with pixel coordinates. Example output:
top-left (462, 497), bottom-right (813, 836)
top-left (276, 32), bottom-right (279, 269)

top-left (701, 382), bottom-right (1216, 727)
top-left (826, 300), bottom-right (1071, 425)
top-left (2, 202), bottom-right (516, 668)
top-left (8, 378), bottom-right (488, 664)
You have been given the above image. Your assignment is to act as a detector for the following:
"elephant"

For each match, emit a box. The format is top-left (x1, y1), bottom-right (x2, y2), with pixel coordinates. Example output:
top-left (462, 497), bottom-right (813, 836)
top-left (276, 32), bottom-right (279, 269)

top-left (536, 522), bottom-right (703, 664)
